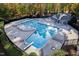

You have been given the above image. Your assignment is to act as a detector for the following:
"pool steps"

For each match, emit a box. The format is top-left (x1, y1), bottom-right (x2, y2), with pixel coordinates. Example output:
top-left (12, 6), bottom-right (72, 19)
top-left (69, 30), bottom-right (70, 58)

top-left (24, 42), bottom-right (34, 50)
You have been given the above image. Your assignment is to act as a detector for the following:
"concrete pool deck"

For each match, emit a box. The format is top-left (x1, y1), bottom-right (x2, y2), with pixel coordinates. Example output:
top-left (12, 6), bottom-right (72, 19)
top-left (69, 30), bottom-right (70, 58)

top-left (4, 13), bottom-right (78, 56)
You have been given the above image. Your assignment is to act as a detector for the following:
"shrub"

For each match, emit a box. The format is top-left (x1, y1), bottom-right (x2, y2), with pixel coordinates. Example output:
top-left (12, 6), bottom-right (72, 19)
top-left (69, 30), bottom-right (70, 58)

top-left (51, 49), bottom-right (66, 56)
top-left (29, 52), bottom-right (37, 56)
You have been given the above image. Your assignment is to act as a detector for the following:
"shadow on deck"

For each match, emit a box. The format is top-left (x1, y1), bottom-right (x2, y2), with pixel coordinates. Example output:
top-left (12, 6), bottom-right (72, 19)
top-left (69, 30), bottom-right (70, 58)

top-left (62, 45), bottom-right (77, 56)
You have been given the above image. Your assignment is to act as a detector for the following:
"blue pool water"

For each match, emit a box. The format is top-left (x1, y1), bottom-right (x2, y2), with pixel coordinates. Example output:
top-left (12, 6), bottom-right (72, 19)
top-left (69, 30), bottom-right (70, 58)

top-left (26, 33), bottom-right (48, 48)
top-left (22, 19), bottom-right (57, 48)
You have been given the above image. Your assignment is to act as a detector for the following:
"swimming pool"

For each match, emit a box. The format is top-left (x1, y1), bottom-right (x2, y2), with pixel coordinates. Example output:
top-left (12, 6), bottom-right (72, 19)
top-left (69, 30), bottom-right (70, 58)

top-left (21, 19), bottom-right (57, 48)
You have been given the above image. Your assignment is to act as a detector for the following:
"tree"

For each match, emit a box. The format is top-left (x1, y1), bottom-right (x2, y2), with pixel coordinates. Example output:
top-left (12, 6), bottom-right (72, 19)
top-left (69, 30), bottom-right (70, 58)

top-left (0, 3), bottom-right (79, 19)
top-left (71, 4), bottom-right (79, 16)
top-left (50, 49), bottom-right (66, 56)
top-left (29, 52), bottom-right (37, 56)
top-left (0, 4), bottom-right (10, 18)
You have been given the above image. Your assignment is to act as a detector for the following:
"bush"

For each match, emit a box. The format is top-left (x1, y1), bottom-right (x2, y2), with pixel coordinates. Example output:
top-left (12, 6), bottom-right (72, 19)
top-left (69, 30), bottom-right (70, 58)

top-left (0, 17), bottom-right (4, 21)
top-left (29, 52), bottom-right (37, 56)
top-left (51, 49), bottom-right (66, 56)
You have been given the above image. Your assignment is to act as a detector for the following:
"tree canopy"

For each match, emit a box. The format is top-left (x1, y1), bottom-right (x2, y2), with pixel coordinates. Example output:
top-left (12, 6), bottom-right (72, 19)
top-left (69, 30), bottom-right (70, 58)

top-left (0, 3), bottom-right (79, 20)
